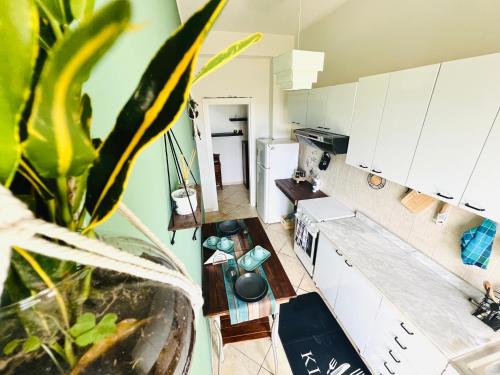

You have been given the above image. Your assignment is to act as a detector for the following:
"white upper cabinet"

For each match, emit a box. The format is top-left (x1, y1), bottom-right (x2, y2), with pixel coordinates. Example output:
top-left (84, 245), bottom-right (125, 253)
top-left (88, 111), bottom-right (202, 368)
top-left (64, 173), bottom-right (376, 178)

top-left (324, 82), bottom-right (357, 135)
top-left (305, 87), bottom-right (328, 127)
top-left (286, 90), bottom-right (308, 126)
top-left (370, 64), bottom-right (440, 184)
top-left (407, 53), bottom-right (500, 205)
top-left (460, 113), bottom-right (500, 219)
top-left (346, 73), bottom-right (390, 171)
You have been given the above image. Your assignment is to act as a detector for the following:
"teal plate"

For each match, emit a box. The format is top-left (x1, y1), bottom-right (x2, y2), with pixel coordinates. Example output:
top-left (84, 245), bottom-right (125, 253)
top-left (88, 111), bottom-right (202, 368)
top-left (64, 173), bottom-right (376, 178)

top-left (237, 246), bottom-right (271, 272)
top-left (202, 236), bottom-right (220, 250)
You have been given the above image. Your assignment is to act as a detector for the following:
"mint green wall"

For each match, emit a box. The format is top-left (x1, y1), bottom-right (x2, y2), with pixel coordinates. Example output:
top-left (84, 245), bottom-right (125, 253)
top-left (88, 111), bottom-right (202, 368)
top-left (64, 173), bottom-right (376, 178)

top-left (84, 1), bottom-right (210, 374)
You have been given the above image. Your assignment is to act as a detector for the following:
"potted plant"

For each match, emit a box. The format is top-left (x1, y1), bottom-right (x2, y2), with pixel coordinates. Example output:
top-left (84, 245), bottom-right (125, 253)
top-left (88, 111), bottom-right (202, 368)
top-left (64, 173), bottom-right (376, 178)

top-left (0, 0), bottom-right (261, 373)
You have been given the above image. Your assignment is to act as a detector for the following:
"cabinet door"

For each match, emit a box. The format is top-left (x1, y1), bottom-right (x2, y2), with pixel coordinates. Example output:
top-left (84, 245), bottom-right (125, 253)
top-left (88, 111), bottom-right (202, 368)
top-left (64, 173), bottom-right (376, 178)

top-left (324, 82), bottom-right (357, 135)
top-left (346, 73), bottom-right (390, 171)
top-left (287, 90), bottom-right (308, 126)
top-left (460, 113), bottom-right (500, 220)
top-left (313, 235), bottom-right (345, 308)
top-left (406, 53), bottom-right (500, 205)
top-left (334, 256), bottom-right (382, 353)
top-left (306, 87), bottom-right (328, 127)
top-left (370, 64), bottom-right (439, 184)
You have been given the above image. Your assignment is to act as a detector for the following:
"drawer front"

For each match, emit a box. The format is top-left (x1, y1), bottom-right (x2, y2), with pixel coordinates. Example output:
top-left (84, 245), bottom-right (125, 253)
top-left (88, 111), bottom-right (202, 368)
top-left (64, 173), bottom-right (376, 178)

top-left (373, 298), bottom-right (447, 375)
top-left (364, 337), bottom-right (417, 375)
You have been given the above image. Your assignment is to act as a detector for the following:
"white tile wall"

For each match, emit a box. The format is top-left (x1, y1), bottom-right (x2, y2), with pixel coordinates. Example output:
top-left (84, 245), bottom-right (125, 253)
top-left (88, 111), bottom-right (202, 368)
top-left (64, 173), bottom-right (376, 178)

top-left (299, 145), bottom-right (500, 291)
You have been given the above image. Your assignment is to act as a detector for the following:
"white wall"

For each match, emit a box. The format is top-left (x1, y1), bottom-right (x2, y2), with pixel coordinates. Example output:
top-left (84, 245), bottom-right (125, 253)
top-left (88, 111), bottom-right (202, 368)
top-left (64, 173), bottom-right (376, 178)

top-left (300, 0), bottom-right (500, 85)
top-left (209, 104), bottom-right (247, 185)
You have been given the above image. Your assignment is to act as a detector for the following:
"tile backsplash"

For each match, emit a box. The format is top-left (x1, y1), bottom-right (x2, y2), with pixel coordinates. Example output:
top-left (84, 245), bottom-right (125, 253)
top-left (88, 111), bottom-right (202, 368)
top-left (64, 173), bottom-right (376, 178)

top-left (299, 144), bottom-right (500, 291)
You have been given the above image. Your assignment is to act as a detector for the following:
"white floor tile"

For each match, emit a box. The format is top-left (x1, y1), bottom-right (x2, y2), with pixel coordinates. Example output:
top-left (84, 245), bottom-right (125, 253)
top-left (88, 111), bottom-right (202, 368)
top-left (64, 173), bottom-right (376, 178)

top-left (232, 338), bottom-right (271, 367)
top-left (220, 346), bottom-right (262, 375)
top-left (261, 339), bottom-right (294, 375)
top-left (277, 253), bottom-right (306, 288)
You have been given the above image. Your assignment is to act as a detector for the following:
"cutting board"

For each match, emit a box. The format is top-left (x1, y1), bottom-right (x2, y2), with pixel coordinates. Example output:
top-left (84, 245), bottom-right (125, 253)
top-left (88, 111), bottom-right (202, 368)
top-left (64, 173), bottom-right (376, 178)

top-left (401, 190), bottom-right (435, 213)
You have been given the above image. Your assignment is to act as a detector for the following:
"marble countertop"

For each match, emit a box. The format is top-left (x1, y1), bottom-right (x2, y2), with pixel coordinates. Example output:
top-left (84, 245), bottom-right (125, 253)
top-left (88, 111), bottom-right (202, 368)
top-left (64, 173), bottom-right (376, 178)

top-left (317, 213), bottom-right (499, 359)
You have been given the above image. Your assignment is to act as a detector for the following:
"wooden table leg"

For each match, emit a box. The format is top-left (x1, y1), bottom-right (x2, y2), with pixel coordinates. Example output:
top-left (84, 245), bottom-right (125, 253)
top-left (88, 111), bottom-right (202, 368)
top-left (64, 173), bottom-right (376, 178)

top-left (211, 317), bottom-right (224, 375)
top-left (271, 304), bottom-right (281, 374)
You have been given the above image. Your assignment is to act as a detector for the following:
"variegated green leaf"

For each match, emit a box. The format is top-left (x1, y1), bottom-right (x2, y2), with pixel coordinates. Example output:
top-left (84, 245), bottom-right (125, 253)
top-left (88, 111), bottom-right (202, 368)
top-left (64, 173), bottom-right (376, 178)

top-left (0, 0), bottom-right (39, 185)
top-left (84, 0), bottom-right (227, 230)
top-left (193, 32), bottom-right (262, 84)
top-left (70, 0), bottom-right (95, 21)
top-left (24, 0), bottom-right (130, 178)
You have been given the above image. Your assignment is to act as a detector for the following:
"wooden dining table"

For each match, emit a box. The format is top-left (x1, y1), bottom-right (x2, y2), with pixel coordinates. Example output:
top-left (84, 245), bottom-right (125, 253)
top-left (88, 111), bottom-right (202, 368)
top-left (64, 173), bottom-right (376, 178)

top-left (201, 217), bottom-right (296, 374)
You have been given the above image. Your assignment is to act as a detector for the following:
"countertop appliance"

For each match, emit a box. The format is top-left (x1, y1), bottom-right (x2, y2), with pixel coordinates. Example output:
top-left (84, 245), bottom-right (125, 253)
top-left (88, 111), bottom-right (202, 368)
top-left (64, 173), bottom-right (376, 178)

top-left (294, 127), bottom-right (349, 154)
top-left (294, 196), bottom-right (354, 275)
top-left (256, 138), bottom-right (299, 223)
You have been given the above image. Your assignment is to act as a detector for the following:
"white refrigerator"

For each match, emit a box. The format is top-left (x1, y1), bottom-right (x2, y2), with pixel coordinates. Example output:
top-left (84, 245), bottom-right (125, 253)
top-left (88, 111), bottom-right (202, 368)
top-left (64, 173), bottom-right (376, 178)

top-left (256, 138), bottom-right (299, 223)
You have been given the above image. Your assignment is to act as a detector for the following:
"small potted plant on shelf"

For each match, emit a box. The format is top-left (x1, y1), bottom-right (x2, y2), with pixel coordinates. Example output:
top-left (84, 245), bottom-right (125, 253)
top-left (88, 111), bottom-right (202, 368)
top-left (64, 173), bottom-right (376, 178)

top-left (0, 0), bottom-right (261, 373)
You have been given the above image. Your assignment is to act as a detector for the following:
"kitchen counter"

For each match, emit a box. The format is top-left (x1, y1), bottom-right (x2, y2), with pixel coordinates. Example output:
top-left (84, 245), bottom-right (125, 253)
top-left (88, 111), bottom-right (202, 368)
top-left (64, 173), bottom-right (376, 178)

top-left (275, 178), bottom-right (327, 206)
top-left (317, 213), bottom-right (499, 359)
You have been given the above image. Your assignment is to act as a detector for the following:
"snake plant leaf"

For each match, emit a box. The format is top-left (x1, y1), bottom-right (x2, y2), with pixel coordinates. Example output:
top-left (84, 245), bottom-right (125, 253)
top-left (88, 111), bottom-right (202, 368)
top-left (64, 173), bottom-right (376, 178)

top-left (24, 0), bottom-right (130, 178)
top-left (0, 0), bottom-right (39, 186)
top-left (193, 32), bottom-right (262, 84)
top-left (84, 0), bottom-right (227, 229)
top-left (70, 0), bottom-right (95, 21)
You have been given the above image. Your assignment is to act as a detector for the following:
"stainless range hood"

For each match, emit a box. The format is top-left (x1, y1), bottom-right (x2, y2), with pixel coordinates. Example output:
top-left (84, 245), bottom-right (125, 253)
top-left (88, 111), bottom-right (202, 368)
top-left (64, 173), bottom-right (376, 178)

top-left (294, 127), bottom-right (349, 154)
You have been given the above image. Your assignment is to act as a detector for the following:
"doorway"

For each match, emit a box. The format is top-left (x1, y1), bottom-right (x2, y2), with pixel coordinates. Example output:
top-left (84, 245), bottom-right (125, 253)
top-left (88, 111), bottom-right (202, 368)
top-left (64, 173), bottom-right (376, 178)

top-left (195, 97), bottom-right (256, 215)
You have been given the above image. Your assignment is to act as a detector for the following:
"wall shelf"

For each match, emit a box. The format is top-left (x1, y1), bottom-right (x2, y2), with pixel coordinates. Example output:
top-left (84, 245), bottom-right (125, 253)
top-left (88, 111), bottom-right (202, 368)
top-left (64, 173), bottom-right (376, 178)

top-left (229, 117), bottom-right (248, 122)
top-left (211, 132), bottom-right (244, 138)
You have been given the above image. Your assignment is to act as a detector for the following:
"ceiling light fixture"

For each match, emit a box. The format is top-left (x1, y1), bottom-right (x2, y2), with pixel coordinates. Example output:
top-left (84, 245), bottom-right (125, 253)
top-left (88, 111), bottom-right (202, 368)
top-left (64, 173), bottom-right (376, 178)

top-left (272, 0), bottom-right (325, 90)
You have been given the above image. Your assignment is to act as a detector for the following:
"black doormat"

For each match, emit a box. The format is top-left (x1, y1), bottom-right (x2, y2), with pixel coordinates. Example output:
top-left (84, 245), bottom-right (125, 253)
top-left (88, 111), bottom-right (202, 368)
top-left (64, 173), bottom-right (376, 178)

top-left (279, 292), bottom-right (370, 375)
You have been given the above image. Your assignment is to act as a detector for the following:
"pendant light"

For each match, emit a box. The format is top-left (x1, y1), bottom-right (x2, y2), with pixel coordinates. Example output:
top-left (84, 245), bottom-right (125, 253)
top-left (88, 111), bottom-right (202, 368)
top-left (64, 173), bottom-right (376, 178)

top-left (273, 0), bottom-right (325, 90)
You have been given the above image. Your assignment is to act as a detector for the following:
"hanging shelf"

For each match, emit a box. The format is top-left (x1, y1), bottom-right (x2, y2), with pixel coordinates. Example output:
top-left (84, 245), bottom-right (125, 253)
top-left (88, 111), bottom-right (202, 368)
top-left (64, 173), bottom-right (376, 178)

top-left (168, 185), bottom-right (202, 232)
top-left (164, 131), bottom-right (201, 245)
top-left (228, 117), bottom-right (248, 122)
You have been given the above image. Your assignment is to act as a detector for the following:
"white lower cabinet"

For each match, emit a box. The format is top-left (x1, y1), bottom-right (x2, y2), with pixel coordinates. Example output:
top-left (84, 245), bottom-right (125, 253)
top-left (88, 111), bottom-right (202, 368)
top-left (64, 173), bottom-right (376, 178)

top-left (364, 298), bottom-right (447, 375)
top-left (314, 239), bottom-right (448, 375)
top-left (313, 235), bottom-right (345, 307)
top-left (333, 256), bottom-right (383, 354)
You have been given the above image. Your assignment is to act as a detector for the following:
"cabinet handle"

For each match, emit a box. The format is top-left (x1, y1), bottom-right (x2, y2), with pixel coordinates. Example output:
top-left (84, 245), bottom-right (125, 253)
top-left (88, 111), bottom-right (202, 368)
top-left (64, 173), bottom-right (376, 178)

top-left (464, 203), bottom-right (485, 212)
top-left (383, 362), bottom-right (396, 375)
top-left (335, 249), bottom-right (343, 256)
top-left (344, 259), bottom-right (353, 267)
top-left (388, 350), bottom-right (401, 363)
top-left (358, 164), bottom-right (368, 169)
top-left (394, 336), bottom-right (407, 350)
top-left (371, 169), bottom-right (382, 174)
top-left (437, 192), bottom-right (453, 200)
top-left (400, 322), bottom-right (414, 335)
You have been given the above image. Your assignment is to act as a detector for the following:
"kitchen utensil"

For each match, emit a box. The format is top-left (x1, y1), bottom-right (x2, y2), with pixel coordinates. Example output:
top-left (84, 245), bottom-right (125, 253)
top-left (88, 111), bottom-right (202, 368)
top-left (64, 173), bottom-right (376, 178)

top-left (202, 236), bottom-right (220, 250)
top-left (237, 246), bottom-right (272, 271)
top-left (484, 281), bottom-right (499, 303)
top-left (234, 272), bottom-right (269, 302)
top-left (319, 151), bottom-right (331, 170)
top-left (367, 173), bottom-right (386, 190)
top-left (217, 220), bottom-right (241, 235)
top-left (401, 189), bottom-right (434, 213)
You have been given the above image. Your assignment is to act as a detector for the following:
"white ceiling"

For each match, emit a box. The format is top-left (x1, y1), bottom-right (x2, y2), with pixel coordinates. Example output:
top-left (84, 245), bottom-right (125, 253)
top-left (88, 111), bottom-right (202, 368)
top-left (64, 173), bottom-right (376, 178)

top-left (176, 0), bottom-right (349, 35)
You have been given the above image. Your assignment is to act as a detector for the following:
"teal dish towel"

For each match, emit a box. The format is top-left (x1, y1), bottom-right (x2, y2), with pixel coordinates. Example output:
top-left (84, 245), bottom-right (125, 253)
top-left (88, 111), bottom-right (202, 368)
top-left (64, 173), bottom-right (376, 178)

top-left (461, 219), bottom-right (497, 269)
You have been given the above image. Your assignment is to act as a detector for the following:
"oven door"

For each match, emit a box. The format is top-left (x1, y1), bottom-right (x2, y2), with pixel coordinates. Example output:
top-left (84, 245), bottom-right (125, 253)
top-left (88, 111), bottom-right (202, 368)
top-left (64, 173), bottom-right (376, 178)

top-left (293, 216), bottom-right (317, 276)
